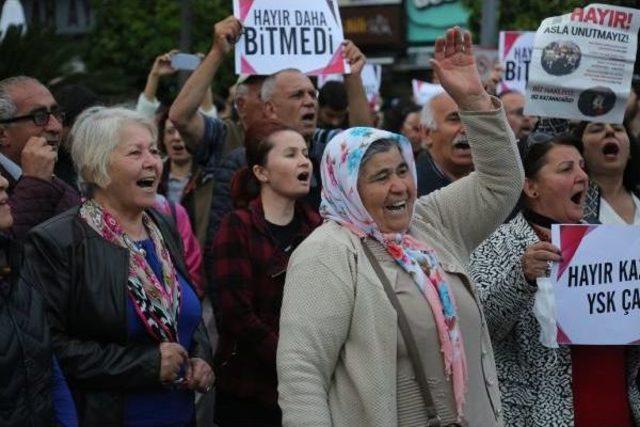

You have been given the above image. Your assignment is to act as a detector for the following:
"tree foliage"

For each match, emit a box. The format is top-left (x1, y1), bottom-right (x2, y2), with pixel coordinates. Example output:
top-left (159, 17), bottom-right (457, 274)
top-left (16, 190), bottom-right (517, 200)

top-left (462, 0), bottom-right (639, 37)
top-left (84, 0), bottom-right (233, 102)
top-left (0, 25), bottom-right (79, 83)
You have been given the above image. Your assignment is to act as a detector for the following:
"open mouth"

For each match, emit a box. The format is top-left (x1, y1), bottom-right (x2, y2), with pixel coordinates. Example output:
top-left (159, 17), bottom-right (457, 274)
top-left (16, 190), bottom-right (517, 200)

top-left (602, 142), bottom-right (619, 156)
top-left (297, 171), bottom-right (310, 182)
top-left (570, 189), bottom-right (584, 206)
top-left (171, 143), bottom-right (185, 152)
top-left (453, 140), bottom-right (470, 150)
top-left (385, 200), bottom-right (407, 212)
top-left (301, 112), bottom-right (315, 124)
top-left (136, 177), bottom-right (156, 189)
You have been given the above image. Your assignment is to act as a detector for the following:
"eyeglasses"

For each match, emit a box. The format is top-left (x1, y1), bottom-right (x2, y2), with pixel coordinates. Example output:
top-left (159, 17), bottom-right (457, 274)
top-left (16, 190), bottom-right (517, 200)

top-left (0, 108), bottom-right (65, 127)
top-left (519, 131), bottom-right (554, 160)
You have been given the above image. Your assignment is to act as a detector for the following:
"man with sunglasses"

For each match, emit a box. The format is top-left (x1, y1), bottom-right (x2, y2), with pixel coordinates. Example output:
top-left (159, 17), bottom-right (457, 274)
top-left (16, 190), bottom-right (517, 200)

top-left (0, 76), bottom-right (80, 239)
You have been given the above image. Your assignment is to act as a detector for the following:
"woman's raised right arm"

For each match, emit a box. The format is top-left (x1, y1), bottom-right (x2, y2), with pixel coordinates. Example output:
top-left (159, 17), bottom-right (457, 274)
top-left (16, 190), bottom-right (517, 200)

top-left (277, 233), bottom-right (356, 427)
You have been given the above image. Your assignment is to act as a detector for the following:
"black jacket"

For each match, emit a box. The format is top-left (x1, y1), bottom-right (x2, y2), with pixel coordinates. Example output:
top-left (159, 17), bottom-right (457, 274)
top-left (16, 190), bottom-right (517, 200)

top-left (0, 237), bottom-right (53, 427)
top-left (20, 207), bottom-right (213, 427)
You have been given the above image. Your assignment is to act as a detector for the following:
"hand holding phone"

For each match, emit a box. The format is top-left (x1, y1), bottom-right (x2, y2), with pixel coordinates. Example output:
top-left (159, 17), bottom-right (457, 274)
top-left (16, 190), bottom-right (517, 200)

top-left (171, 53), bottom-right (202, 71)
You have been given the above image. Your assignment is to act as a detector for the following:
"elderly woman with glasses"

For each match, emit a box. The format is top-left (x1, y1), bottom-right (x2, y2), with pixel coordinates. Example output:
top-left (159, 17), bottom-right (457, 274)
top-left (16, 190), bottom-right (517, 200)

top-left (20, 107), bottom-right (214, 426)
top-left (469, 130), bottom-right (640, 426)
top-left (276, 27), bottom-right (523, 426)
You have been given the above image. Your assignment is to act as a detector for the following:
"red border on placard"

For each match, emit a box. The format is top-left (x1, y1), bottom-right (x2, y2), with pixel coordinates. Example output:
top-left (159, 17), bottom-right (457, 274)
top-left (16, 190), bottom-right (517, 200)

top-left (238, 0), bottom-right (254, 21)
top-left (240, 56), bottom-right (258, 74)
top-left (556, 225), bottom-right (596, 280)
top-left (502, 31), bottom-right (521, 58)
top-left (557, 325), bottom-right (571, 345)
top-left (307, 46), bottom-right (345, 75)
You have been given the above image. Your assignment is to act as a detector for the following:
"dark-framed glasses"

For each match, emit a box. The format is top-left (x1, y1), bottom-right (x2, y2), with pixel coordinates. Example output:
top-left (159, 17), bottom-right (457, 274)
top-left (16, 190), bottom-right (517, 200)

top-left (0, 108), bottom-right (65, 127)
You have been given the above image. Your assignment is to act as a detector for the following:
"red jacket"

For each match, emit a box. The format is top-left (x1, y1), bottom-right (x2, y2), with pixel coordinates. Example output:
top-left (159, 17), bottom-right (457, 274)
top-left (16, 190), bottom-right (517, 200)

top-left (210, 196), bottom-right (321, 407)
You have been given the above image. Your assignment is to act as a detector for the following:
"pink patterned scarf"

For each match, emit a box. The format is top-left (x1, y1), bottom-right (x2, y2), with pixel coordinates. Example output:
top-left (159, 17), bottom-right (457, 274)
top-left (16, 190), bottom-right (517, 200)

top-left (80, 199), bottom-right (181, 342)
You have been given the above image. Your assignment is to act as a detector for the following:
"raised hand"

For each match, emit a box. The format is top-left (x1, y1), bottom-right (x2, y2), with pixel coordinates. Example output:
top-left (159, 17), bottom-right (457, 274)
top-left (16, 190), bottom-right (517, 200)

top-left (212, 16), bottom-right (243, 55)
top-left (342, 40), bottom-right (366, 76)
top-left (150, 50), bottom-right (178, 78)
top-left (430, 27), bottom-right (492, 111)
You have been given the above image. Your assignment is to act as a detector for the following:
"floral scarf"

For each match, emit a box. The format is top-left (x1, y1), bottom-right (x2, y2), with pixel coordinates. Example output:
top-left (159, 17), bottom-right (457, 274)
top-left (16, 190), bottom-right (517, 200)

top-left (80, 199), bottom-right (181, 342)
top-left (320, 127), bottom-right (467, 417)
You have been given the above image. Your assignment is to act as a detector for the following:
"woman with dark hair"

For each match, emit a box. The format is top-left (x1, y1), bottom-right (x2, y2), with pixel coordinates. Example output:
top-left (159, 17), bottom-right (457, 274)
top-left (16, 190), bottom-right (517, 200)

top-left (470, 132), bottom-right (640, 426)
top-left (574, 121), bottom-right (640, 224)
top-left (211, 120), bottom-right (321, 426)
top-left (156, 108), bottom-right (215, 248)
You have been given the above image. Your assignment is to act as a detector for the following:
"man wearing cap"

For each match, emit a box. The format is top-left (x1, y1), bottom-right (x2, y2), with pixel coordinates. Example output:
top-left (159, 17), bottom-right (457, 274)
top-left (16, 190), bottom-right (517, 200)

top-left (0, 76), bottom-right (80, 239)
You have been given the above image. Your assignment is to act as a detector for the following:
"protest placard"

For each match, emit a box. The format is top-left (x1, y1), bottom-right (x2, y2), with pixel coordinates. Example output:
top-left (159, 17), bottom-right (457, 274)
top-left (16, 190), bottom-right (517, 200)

top-left (233, 0), bottom-right (349, 75)
top-left (498, 31), bottom-right (535, 94)
top-left (317, 63), bottom-right (382, 104)
top-left (525, 4), bottom-right (640, 123)
top-left (550, 224), bottom-right (640, 345)
top-left (412, 80), bottom-right (444, 106)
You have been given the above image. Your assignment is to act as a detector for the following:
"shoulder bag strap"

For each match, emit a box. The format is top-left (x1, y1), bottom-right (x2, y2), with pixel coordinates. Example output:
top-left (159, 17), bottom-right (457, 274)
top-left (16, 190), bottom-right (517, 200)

top-left (362, 239), bottom-right (442, 427)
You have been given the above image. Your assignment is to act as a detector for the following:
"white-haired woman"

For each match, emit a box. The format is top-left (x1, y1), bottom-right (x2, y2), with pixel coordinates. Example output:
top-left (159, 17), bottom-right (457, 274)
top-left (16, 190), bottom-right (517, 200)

top-left (20, 107), bottom-right (214, 426)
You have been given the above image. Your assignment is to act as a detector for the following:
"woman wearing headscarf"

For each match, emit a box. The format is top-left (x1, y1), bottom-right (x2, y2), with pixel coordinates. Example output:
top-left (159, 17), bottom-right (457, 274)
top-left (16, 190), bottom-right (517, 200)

top-left (470, 130), bottom-right (640, 426)
top-left (277, 27), bottom-right (523, 426)
top-left (20, 107), bottom-right (213, 426)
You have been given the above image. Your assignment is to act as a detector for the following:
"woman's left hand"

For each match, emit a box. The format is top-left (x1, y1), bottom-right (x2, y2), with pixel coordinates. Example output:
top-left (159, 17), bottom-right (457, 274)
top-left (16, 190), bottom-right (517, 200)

top-left (430, 27), bottom-right (492, 111)
top-left (184, 358), bottom-right (215, 393)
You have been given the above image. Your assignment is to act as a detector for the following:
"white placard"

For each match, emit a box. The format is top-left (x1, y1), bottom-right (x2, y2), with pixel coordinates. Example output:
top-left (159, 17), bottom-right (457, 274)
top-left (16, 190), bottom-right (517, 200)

top-left (498, 31), bottom-right (535, 95)
top-left (412, 80), bottom-right (444, 106)
top-left (525, 4), bottom-right (640, 123)
top-left (551, 224), bottom-right (640, 345)
top-left (317, 63), bottom-right (382, 103)
top-left (233, 0), bottom-right (349, 75)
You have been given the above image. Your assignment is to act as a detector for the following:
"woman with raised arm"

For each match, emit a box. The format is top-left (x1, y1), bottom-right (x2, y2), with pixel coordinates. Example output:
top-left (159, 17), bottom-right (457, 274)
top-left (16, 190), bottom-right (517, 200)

top-left (277, 27), bottom-right (523, 426)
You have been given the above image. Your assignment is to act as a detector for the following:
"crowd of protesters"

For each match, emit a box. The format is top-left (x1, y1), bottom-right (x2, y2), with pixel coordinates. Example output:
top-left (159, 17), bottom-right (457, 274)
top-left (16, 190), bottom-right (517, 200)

top-left (1, 13), bottom-right (640, 427)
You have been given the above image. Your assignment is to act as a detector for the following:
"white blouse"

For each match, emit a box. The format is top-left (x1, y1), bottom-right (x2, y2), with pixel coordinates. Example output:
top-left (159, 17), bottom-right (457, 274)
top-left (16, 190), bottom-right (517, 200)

top-left (599, 193), bottom-right (640, 225)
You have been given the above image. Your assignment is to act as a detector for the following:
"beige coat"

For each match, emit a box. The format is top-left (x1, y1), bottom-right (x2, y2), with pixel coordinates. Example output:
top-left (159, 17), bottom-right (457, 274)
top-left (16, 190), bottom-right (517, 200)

top-left (277, 102), bottom-right (524, 426)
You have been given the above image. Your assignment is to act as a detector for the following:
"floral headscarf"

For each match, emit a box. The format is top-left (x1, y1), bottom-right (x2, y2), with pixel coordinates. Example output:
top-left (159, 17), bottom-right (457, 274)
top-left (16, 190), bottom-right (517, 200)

top-left (320, 127), bottom-right (467, 417)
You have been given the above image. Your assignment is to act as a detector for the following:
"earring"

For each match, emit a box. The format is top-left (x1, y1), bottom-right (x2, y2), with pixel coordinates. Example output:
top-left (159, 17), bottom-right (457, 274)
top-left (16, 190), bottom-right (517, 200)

top-left (531, 191), bottom-right (538, 197)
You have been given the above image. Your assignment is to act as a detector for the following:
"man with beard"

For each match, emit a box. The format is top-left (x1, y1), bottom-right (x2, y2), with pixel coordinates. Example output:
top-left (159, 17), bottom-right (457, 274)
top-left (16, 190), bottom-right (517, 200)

top-left (417, 92), bottom-right (474, 196)
top-left (500, 90), bottom-right (538, 141)
top-left (0, 76), bottom-right (80, 239)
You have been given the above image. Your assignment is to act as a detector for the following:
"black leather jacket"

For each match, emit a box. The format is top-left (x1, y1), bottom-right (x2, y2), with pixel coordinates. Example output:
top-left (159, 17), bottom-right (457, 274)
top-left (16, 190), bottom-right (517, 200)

top-left (20, 207), bottom-right (213, 426)
top-left (0, 239), bottom-right (53, 427)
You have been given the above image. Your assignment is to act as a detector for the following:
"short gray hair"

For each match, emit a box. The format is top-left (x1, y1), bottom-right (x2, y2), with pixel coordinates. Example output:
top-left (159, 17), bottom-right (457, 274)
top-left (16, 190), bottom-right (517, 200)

top-left (360, 138), bottom-right (400, 172)
top-left (70, 106), bottom-right (158, 189)
top-left (0, 76), bottom-right (41, 122)
top-left (260, 68), bottom-right (302, 102)
top-left (419, 92), bottom-right (449, 130)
